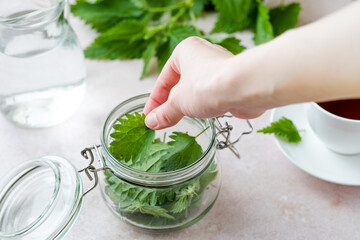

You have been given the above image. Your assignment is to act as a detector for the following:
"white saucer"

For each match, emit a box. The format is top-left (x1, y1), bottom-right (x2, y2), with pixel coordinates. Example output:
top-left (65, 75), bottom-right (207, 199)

top-left (271, 103), bottom-right (360, 186)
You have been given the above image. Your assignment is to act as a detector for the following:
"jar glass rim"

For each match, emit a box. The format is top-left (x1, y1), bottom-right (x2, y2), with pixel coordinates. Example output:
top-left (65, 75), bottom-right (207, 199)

top-left (0, 159), bottom-right (61, 238)
top-left (100, 93), bottom-right (217, 186)
top-left (0, 156), bottom-right (84, 239)
top-left (0, 0), bottom-right (65, 26)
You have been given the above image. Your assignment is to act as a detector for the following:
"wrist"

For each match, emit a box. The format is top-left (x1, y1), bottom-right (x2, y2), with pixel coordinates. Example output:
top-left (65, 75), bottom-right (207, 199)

top-left (218, 47), bottom-right (276, 113)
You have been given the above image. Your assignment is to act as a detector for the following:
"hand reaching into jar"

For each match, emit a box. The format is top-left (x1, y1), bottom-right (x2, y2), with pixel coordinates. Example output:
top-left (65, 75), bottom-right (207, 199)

top-left (143, 1), bottom-right (360, 130)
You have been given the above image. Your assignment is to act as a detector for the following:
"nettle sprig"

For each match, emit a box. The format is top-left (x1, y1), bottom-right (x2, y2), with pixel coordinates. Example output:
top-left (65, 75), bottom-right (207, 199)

top-left (71, 0), bottom-right (301, 79)
top-left (258, 117), bottom-right (302, 143)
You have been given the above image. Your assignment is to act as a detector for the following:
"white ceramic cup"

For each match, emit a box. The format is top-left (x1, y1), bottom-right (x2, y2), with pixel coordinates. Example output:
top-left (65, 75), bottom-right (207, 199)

top-left (307, 102), bottom-right (360, 155)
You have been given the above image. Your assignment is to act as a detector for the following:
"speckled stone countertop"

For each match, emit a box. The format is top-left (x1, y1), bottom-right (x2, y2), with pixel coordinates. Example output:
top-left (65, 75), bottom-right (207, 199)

top-left (1, 1), bottom-right (359, 239)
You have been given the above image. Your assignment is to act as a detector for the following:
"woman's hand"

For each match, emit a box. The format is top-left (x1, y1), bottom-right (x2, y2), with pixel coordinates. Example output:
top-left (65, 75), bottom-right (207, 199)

top-left (143, 1), bottom-right (360, 130)
top-left (143, 36), bottom-right (271, 130)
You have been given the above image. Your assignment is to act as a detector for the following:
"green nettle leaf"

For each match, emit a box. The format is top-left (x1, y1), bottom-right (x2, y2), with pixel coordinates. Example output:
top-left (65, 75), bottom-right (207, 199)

top-left (71, 0), bottom-right (144, 32)
top-left (198, 161), bottom-right (218, 194)
top-left (192, 0), bottom-right (210, 16)
top-left (170, 181), bottom-right (199, 215)
top-left (130, 142), bottom-right (170, 171)
top-left (141, 39), bottom-right (157, 79)
top-left (168, 25), bottom-right (199, 58)
top-left (257, 117), bottom-right (302, 143)
top-left (156, 24), bottom-right (199, 70)
top-left (269, 3), bottom-right (301, 36)
top-left (212, 0), bottom-right (257, 33)
top-left (109, 113), bottom-right (155, 162)
top-left (84, 20), bottom-right (148, 59)
top-left (135, 199), bottom-right (175, 219)
top-left (84, 39), bottom-right (148, 59)
top-left (254, 0), bottom-right (274, 45)
top-left (151, 132), bottom-right (203, 172)
top-left (205, 35), bottom-right (245, 54)
top-left (93, 20), bottom-right (146, 41)
top-left (109, 113), bottom-right (204, 171)
top-left (155, 41), bottom-right (171, 71)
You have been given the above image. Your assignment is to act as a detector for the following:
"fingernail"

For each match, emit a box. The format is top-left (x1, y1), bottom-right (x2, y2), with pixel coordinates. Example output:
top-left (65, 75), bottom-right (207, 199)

top-left (145, 112), bottom-right (158, 129)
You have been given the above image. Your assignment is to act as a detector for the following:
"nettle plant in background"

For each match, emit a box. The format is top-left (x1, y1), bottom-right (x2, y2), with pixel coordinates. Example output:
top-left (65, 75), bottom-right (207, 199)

top-left (71, 0), bottom-right (301, 78)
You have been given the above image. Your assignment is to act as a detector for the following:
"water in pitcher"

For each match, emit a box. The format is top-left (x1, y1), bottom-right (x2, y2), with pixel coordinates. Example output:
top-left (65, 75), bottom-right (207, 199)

top-left (0, 1), bottom-right (86, 128)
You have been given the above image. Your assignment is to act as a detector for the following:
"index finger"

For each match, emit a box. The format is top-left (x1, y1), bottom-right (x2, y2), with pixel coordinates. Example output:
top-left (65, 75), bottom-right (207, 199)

top-left (143, 53), bottom-right (181, 115)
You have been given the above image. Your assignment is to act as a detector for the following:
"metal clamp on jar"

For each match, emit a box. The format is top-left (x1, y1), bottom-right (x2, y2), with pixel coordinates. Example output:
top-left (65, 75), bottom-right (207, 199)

top-left (0, 94), bottom-right (252, 238)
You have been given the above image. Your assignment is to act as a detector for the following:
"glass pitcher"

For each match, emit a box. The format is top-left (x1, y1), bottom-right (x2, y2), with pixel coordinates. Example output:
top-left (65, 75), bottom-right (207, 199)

top-left (0, 0), bottom-right (86, 128)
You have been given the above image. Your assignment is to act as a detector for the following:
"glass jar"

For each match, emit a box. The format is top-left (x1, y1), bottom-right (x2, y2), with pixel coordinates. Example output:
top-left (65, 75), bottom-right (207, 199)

top-left (0, 94), bottom-right (252, 238)
top-left (0, 156), bottom-right (83, 239)
top-left (0, 0), bottom-right (86, 128)
top-left (98, 94), bottom-right (221, 232)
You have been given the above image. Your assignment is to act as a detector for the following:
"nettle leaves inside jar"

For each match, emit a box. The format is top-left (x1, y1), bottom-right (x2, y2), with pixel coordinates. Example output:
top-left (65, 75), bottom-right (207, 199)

top-left (104, 112), bottom-right (218, 225)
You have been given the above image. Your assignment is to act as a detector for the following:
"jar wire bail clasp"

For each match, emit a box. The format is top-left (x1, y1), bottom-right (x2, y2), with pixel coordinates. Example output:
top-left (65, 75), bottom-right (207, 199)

top-left (79, 145), bottom-right (109, 197)
top-left (213, 115), bottom-right (253, 159)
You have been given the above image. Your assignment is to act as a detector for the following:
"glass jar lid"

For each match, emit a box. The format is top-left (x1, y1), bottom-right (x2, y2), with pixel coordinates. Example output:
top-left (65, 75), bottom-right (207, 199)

top-left (0, 156), bottom-right (83, 239)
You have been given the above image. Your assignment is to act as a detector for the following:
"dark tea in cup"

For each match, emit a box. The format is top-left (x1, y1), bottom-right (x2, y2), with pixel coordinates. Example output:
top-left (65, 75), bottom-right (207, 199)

top-left (317, 99), bottom-right (360, 120)
top-left (308, 99), bottom-right (360, 154)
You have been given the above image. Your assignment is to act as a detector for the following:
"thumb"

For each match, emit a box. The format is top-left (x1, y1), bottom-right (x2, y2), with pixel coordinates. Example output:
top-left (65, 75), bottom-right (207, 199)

top-left (145, 101), bottom-right (183, 130)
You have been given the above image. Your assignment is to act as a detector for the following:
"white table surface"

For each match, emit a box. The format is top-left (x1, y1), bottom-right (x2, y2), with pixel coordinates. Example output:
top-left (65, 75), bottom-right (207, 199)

top-left (1, 1), bottom-right (359, 239)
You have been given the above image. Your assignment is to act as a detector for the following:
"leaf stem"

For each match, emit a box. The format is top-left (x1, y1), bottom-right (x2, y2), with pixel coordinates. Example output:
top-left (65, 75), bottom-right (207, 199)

top-left (148, 2), bottom-right (186, 13)
top-left (163, 132), bottom-right (167, 142)
top-left (189, 9), bottom-right (201, 36)
top-left (171, 7), bottom-right (187, 23)
top-left (195, 126), bottom-right (210, 138)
